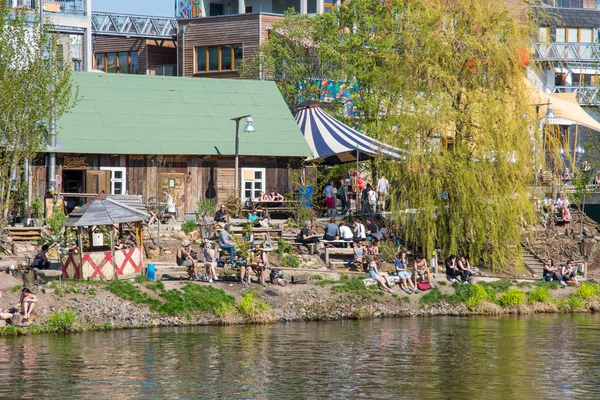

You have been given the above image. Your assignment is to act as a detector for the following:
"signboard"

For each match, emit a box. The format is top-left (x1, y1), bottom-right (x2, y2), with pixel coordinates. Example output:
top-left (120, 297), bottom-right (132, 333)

top-left (64, 155), bottom-right (87, 168)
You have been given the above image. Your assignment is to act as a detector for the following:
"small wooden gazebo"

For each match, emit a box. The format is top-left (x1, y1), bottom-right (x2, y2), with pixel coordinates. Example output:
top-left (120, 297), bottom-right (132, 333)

top-left (61, 195), bottom-right (149, 280)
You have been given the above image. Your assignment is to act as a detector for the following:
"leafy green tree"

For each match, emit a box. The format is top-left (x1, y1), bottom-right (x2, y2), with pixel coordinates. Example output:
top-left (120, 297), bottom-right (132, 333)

top-left (0, 4), bottom-right (77, 223)
top-left (255, 0), bottom-right (542, 271)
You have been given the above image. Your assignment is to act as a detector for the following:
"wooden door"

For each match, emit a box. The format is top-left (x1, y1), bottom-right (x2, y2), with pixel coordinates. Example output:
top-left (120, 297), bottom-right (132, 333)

top-left (86, 170), bottom-right (111, 195)
top-left (160, 173), bottom-right (186, 212)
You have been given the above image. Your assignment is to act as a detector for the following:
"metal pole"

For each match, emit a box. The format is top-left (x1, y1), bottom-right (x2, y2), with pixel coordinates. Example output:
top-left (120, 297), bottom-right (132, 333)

top-left (356, 146), bottom-right (360, 213)
top-left (234, 119), bottom-right (240, 199)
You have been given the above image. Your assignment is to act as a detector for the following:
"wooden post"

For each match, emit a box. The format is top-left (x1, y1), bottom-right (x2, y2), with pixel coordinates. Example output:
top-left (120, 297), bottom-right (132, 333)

top-left (110, 226), bottom-right (118, 280)
top-left (78, 226), bottom-right (84, 279)
top-left (572, 123), bottom-right (579, 172)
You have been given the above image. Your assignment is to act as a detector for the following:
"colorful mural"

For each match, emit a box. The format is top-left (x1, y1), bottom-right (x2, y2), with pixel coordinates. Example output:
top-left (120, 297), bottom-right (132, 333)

top-left (175, 0), bottom-right (202, 18)
top-left (280, 79), bottom-right (361, 117)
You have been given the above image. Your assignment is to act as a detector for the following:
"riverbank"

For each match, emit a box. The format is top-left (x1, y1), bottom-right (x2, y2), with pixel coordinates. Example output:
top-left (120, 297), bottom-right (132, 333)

top-left (1, 271), bottom-right (599, 336)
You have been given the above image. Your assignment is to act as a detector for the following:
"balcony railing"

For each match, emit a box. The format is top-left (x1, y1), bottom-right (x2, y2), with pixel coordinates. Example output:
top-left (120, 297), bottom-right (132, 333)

top-left (553, 86), bottom-right (600, 106)
top-left (542, 0), bottom-right (600, 9)
top-left (7, 0), bottom-right (86, 16)
top-left (534, 42), bottom-right (600, 62)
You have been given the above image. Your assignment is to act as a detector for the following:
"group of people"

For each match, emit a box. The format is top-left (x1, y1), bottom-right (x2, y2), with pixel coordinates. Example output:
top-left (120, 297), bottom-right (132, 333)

top-left (0, 288), bottom-right (38, 325)
top-left (176, 239), bottom-right (219, 283)
top-left (323, 174), bottom-right (391, 217)
top-left (258, 189), bottom-right (285, 202)
top-left (316, 217), bottom-right (384, 244)
top-left (444, 255), bottom-right (474, 284)
top-left (542, 259), bottom-right (580, 286)
top-left (539, 193), bottom-right (572, 232)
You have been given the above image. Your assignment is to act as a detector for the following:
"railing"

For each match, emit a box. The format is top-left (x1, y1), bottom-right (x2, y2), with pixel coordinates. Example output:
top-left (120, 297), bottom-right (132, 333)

top-left (553, 86), bottom-right (600, 106)
top-left (92, 12), bottom-right (177, 39)
top-left (7, 0), bottom-right (86, 16)
top-left (148, 64), bottom-right (177, 76)
top-left (542, 0), bottom-right (600, 9)
top-left (534, 42), bottom-right (600, 62)
top-left (57, 0), bottom-right (86, 16)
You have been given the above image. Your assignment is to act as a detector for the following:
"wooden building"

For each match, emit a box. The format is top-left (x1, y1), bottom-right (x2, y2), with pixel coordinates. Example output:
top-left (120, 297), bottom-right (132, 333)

top-left (33, 72), bottom-right (311, 214)
top-left (178, 13), bottom-right (283, 78)
top-left (93, 37), bottom-right (177, 76)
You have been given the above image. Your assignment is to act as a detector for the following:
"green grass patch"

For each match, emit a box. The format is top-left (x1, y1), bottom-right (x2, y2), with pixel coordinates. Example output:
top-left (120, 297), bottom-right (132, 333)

top-left (46, 310), bottom-right (78, 333)
top-left (437, 281), bottom-right (447, 286)
top-left (145, 281), bottom-right (165, 293)
top-left (0, 325), bottom-right (26, 336)
top-left (11, 285), bottom-right (22, 293)
top-left (528, 286), bottom-right (553, 303)
top-left (420, 283), bottom-right (495, 309)
top-left (106, 280), bottom-right (160, 307)
top-left (498, 288), bottom-right (526, 307)
top-left (236, 290), bottom-right (275, 323)
top-left (155, 284), bottom-right (235, 316)
top-left (479, 279), bottom-right (512, 294)
top-left (392, 294), bottom-right (410, 304)
top-left (315, 278), bottom-right (337, 286)
top-left (329, 275), bottom-right (384, 299)
top-left (311, 274), bottom-right (323, 280)
top-left (134, 275), bottom-right (151, 284)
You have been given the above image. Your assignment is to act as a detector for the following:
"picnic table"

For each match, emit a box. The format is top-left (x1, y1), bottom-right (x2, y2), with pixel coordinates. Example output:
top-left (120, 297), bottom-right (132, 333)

top-left (251, 200), bottom-right (299, 218)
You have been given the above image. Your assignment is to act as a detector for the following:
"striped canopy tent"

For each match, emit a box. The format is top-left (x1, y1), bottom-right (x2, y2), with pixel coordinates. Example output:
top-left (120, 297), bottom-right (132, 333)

top-left (294, 103), bottom-right (404, 164)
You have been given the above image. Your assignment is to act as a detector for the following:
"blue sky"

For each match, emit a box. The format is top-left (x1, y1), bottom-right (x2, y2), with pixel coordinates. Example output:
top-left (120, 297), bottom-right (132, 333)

top-left (93, 0), bottom-right (173, 17)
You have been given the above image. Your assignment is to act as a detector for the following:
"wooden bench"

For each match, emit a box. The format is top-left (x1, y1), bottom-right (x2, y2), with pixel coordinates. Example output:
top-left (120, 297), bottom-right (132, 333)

top-left (324, 247), bottom-right (355, 264)
top-left (322, 240), bottom-right (353, 248)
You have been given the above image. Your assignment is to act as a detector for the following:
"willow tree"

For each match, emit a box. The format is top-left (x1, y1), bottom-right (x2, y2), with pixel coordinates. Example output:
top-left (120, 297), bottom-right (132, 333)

top-left (0, 3), bottom-right (76, 221)
top-left (255, 0), bottom-right (542, 271)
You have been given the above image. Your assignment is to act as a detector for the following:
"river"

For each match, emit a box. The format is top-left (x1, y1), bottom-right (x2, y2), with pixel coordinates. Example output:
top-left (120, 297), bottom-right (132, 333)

top-left (0, 314), bottom-right (599, 399)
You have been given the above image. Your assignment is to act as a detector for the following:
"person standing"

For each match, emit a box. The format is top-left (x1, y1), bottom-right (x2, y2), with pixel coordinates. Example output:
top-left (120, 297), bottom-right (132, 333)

top-left (324, 181), bottom-right (336, 217)
top-left (367, 185), bottom-right (378, 213)
top-left (376, 175), bottom-right (390, 212)
top-left (338, 179), bottom-right (350, 216)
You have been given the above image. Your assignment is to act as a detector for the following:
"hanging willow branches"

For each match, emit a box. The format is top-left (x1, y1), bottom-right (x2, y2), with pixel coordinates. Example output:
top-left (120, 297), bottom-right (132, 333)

top-left (0, 4), bottom-right (77, 221)
top-left (253, 0), bottom-right (546, 271)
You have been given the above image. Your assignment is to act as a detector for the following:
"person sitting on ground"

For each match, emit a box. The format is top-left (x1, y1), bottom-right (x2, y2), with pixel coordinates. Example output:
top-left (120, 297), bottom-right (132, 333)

top-left (339, 222), bottom-right (354, 242)
top-left (561, 260), bottom-right (579, 286)
top-left (236, 255), bottom-right (253, 285)
top-left (367, 259), bottom-right (394, 293)
top-left (20, 288), bottom-right (37, 322)
top-left (365, 217), bottom-right (382, 242)
top-left (177, 240), bottom-right (199, 280)
top-left (353, 219), bottom-right (366, 241)
top-left (445, 255), bottom-right (460, 283)
top-left (323, 218), bottom-right (339, 241)
top-left (31, 244), bottom-right (50, 269)
top-left (542, 258), bottom-right (563, 284)
top-left (214, 204), bottom-right (228, 223)
top-left (367, 241), bottom-right (380, 263)
top-left (395, 251), bottom-right (417, 293)
top-left (297, 221), bottom-right (320, 244)
top-left (413, 254), bottom-right (435, 289)
top-left (456, 255), bottom-right (472, 284)
top-left (0, 291), bottom-right (13, 323)
top-left (253, 243), bottom-right (268, 287)
top-left (269, 189), bottom-right (284, 202)
top-left (203, 242), bottom-right (218, 283)
top-left (219, 224), bottom-right (237, 264)
top-left (543, 195), bottom-right (555, 214)
top-left (353, 241), bottom-right (366, 271)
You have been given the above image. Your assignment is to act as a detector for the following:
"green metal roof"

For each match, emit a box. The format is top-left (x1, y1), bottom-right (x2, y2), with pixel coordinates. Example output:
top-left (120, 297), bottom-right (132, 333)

top-left (56, 73), bottom-right (312, 157)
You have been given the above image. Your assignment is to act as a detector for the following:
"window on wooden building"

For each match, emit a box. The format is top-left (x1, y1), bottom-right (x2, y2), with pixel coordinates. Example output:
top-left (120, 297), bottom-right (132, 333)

top-left (194, 44), bottom-right (243, 73)
top-left (100, 167), bottom-right (126, 195)
top-left (241, 168), bottom-right (265, 201)
top-left (95, 52), bottom-right (139, 74)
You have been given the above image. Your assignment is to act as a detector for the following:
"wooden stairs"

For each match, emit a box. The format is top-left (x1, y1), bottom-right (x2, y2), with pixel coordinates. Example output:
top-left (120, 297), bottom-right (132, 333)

top-left (521, 247), bottom-right (545, 278)
top-left (4, 227), bottom-right (43, 242)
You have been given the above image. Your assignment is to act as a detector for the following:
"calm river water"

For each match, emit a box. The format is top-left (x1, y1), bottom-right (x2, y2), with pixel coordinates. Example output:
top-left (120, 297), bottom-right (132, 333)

top-left (0, 314), bottom-right (599, 399)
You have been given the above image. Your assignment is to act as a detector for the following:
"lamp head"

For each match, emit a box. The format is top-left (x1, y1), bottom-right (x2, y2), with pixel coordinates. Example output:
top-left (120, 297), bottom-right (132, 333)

top-left (243, 117), bottom-right (255, 133)
top-left (546, 104), bottom-right (555, 121)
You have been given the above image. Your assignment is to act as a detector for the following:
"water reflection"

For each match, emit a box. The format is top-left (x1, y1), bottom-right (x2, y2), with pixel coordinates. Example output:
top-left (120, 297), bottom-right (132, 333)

top-left (0, 314), bottom-right (598, 399)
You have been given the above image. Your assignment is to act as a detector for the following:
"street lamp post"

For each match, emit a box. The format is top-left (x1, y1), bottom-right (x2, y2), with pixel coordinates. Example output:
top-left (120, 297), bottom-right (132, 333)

top-left (231, 115), bottom-right (256, 200)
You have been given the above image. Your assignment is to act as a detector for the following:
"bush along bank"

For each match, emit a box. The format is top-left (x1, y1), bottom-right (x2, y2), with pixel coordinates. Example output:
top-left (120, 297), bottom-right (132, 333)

top-left (2, 277), bottom-right (600, 337)
top-left (418, 280), bottom-right (600, 315)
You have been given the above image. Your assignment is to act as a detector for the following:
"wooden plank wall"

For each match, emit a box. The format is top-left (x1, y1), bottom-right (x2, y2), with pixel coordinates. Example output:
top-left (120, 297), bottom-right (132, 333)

top-left (31, 154), bottom-right (303, 214)
top-left (147, 41), bottom-right (177, 67)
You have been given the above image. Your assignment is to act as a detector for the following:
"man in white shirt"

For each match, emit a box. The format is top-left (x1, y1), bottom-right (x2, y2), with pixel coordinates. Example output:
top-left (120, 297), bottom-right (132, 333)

top-left (339, 222), bottom-right (354, 241)
top-left (376, 175), bottom-right (390, 212)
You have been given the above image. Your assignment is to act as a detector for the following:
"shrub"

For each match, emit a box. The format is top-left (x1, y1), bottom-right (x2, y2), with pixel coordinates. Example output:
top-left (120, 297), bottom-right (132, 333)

top-left (528, 286), bottom-right (552, 303)
top-left (281, 254), bottom-right (300, 268)
top-left (46, 310), bottom-right (78, 333)
top-left (11, 285), bottom-right (22, 293)
top-left (466, 284), bottom-right (491, 309)
top-left (181, 220), bottom-right (198, 235)
top-left (275, 239), bottom-right (296, 256)
top-left (574, 283), bottom-right (600, 300)
top-left (195, 197), bottom-right (217, 220)
top-left (498, 288), bottom-right (526, 307)
top-left (0, 325), bottom-right (26, 336)
top-left (236, 290), bottom-right (275, 323)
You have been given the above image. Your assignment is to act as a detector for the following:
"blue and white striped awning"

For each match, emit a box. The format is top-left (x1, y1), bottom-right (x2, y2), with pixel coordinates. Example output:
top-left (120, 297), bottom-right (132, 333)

top-left (294, 105), bottom-right (404, 164)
